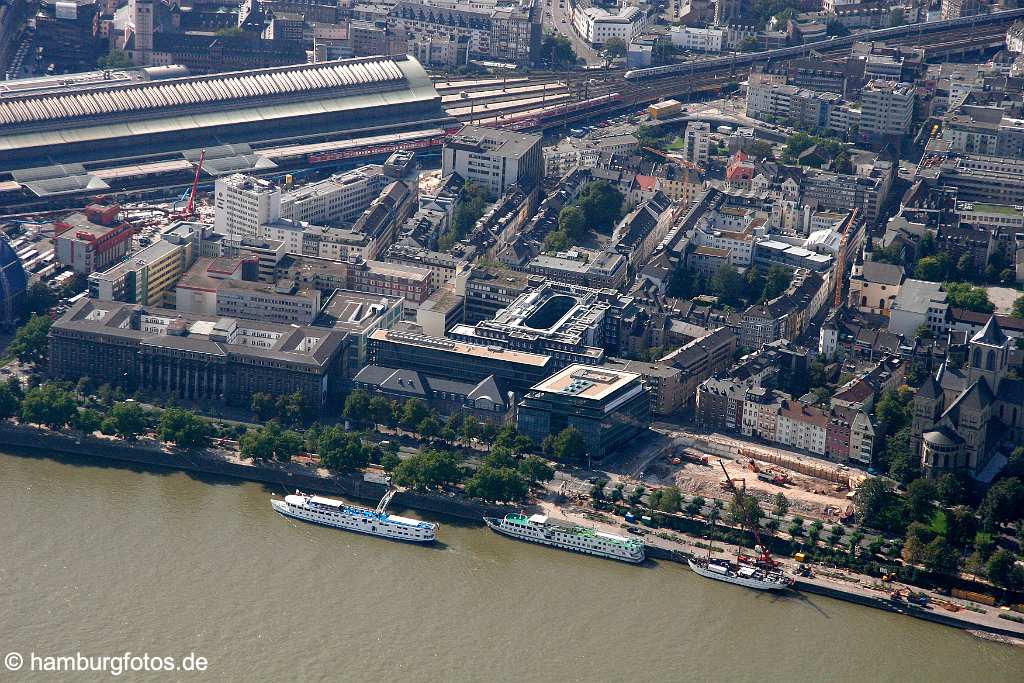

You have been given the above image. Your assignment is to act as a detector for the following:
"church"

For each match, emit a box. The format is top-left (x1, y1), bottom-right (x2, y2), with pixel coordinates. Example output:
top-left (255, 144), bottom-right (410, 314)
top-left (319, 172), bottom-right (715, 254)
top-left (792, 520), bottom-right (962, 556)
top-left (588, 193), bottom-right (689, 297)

top-left (912, 316), bottom-right (1024, 481)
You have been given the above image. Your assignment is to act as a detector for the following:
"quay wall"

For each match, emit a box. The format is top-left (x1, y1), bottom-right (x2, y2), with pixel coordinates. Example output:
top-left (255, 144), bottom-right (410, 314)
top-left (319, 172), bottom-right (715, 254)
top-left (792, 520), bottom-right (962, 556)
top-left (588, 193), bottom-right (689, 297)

top-left (0, 423), bottom-right (502, 521)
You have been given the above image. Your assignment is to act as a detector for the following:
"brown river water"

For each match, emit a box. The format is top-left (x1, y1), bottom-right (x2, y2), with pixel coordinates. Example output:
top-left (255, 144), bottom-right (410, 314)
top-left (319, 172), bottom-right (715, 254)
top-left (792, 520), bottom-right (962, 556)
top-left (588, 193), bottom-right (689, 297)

top-left (1, 450), bottom-right (1022, 682)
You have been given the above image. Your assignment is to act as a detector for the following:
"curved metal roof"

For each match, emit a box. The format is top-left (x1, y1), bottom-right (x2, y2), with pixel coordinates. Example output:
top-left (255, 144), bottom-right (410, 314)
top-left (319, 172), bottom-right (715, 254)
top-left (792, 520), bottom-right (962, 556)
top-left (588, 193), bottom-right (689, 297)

top-left (0, 58), bottom-right (407, 128)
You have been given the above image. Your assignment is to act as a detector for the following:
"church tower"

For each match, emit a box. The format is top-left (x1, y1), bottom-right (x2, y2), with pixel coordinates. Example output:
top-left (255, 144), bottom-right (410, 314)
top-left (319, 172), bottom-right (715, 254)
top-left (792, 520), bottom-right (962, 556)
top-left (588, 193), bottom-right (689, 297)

top-left (967, 316), bottom-right (1009, 394)
top-left (911, 363), bottom-right (945, 452)
top-left (127, 0), bottom-right (154, 65)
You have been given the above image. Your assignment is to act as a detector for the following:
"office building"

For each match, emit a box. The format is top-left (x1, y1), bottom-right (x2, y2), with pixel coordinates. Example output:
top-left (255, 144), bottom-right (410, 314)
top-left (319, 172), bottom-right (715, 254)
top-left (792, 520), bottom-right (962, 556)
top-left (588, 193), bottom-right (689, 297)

top-left (442, 126), bottom-right (543, 198)
top-left (859, 79), bottom-right (914, 138)
top-left (516, 364), bottom-right (650, 461)
top-left (54, 208), bottom-right (136, 275)
top-left (214, 174), bottom-right (282, 241)
top-left (279, 165), bottom-right (388, 225)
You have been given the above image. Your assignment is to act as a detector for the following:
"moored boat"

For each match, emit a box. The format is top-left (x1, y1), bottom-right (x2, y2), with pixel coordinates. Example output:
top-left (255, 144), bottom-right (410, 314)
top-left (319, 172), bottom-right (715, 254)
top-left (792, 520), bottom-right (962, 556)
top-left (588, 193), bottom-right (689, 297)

top-left (687, 556), bottom-right (792, 591)
top-left (272, 489), bottom-right (437, 543)
top-left (484, 513), bottom-right (645, 563)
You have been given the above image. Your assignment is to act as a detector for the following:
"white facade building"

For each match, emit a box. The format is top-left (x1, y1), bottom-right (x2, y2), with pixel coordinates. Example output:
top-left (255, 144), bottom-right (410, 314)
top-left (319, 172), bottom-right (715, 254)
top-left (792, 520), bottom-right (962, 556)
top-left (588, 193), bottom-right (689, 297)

top-left (280, 165), bottom-right (388, 225)
top-left (570, 3), bottom-right (648, 47)
top-left (684, 120), bottom-right (711, 167)
top-left (213, 175), bottom-right (282, 241)
top-left (669, 25), bottom-right (725, 53)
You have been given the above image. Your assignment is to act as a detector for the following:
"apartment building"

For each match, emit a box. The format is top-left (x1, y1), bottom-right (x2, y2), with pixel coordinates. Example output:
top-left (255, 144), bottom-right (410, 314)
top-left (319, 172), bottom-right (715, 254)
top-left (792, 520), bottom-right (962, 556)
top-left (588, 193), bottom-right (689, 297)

top-left (570, 3), bottom-right (648, 47)
top-left (683, 121), bottom-right (711, 167)
top-left (442, 126), bottom-right (543, 198)
top-left (859, 79), bottom-right (914, 138)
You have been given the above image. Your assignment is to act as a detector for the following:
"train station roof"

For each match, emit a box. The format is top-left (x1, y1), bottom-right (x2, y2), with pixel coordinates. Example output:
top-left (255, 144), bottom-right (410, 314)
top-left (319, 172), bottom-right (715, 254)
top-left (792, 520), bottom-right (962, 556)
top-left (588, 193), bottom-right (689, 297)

top-left (0, 56), bottom-right (441, 160)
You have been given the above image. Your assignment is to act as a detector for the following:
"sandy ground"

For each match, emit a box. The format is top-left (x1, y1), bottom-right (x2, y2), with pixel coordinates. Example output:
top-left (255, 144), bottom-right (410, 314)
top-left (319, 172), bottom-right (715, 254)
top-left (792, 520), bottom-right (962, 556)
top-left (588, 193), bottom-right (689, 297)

top-left (985, 286), bottom-right (1023, 314)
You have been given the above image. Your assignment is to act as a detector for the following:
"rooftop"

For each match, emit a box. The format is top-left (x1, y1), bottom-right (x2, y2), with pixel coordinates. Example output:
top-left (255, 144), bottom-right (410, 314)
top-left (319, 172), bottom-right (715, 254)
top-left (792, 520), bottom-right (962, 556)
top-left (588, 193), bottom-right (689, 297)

top-left (369, 328), bottom-right (551, 367)
top-left (530, 364), bottom-right (640, 401)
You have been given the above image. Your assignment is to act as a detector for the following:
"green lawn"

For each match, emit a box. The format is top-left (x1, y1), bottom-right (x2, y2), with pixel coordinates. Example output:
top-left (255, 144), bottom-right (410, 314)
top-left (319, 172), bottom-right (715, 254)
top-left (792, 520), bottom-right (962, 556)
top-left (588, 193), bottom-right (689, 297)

top-left (929, 509), bottom-right (948, 535)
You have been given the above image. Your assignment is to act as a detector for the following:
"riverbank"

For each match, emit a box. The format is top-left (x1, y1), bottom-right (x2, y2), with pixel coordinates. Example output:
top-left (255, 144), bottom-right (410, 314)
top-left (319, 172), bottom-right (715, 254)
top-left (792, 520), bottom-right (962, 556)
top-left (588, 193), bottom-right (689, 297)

top-left (0, 423), bottom-right (508, 522)
top-left (6, 421), bottom-right (1024, 642)
top-left (533, 499), bottom-right (1024, 642)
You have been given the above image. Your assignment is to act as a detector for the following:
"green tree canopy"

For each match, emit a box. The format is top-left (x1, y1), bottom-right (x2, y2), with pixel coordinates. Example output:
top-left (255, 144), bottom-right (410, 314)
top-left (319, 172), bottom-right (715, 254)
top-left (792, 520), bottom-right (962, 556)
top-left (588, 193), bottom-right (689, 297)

top-left (979, 477), bottom-right (1024, 529)
top-left (0, 382), bottom-right (19, 420)
top-left (97, 49), bottom-right (133, 69)
top-left (464, 465), bottom-right (529, 502)
top-left (73, 407), bottom-right (103, 434)
top-left (400, 399), bottom-right (429, 431)
top-left (943, 282), bottom-right (994, 314)
top-left (240, 422), bottom-right (304, 462)
top-left (854, 477), bottom-right (906, 533)
top-left (548, 426), bottom-right (587, 464)
top-left (518, 455), bottom-right (554, 485)
top-left (9, 314), bottom-right (53, 366)
top-left (318, 426), bottom-right (370, 472)
top-left (103, 401), bottom-right (149, 441)
top-left (158, 408), bottom-right (211, 449)
top-left (21, 384), bottom-right (78, 429)
top-left (603, 37), bottom-right (627, 60)
top-left (728, 491), bottom-right (763, 530)
top-left (392, 448), bottom-right (464, 491)
top-left (343, 389), bottom-right (372, 426)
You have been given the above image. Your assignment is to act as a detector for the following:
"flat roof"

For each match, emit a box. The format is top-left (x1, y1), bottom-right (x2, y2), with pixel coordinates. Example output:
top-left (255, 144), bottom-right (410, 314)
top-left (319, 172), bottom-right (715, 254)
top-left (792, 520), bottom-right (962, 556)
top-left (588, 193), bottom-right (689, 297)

top-left (370, 328), bottom-right (551, 367)
top-left (530, 363), bottom-right (639, 401)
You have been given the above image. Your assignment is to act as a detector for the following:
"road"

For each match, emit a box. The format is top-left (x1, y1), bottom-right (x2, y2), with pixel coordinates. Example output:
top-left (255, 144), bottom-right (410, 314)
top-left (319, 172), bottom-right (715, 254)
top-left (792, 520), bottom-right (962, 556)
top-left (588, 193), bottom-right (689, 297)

top-left (543, 0), bottom-right (601, 65)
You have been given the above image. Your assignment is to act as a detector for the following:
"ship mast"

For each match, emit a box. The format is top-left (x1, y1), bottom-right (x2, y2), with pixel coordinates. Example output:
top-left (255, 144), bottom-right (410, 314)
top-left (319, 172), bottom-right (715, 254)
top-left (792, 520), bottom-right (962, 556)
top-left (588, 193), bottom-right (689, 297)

top-left (718, 460), bottom-right (778, 568)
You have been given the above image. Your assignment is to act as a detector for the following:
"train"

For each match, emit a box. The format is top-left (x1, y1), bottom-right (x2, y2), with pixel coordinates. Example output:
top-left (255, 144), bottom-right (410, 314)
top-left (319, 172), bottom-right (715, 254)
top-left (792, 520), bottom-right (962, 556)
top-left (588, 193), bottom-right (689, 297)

top-left (624, 7), bottom-right (1024, 80)
top-left (499, 92), bottom-right (624, 131)
top-left (306, 126), bottom-right (464, 164)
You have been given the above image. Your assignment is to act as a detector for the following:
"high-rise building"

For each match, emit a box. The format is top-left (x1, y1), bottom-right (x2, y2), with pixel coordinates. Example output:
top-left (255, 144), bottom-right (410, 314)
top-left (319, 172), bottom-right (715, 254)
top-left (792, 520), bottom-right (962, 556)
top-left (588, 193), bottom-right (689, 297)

top-left (214, 175), bottom-right (282, 241)
top-left (859, 80), bottom-right (915, 138)
top-left (684, 121), bottom-right (711, 167)
top-left (442, 126), bottom-right (543, 198)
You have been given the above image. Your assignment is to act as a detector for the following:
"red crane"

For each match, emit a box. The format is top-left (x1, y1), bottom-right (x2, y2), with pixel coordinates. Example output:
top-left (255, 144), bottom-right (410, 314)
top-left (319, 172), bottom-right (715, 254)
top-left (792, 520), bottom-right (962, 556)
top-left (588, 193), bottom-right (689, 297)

top-left (718, 459), bottom-right (779, 569)
top-left (173, 149), bottom-right (205, 219)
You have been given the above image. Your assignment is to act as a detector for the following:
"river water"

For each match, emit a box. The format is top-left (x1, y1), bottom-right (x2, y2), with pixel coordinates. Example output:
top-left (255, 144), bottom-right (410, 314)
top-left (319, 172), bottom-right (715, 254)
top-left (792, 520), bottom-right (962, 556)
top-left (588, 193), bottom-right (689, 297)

top-left (2, 450), bottom-right (1022, 682)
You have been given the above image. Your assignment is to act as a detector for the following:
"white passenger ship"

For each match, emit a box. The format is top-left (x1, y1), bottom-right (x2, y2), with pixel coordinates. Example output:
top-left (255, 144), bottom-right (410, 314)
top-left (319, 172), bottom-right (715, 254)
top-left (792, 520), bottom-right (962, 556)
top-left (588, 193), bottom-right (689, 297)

top-left (687, 557), bottom-right (792, 591)
top-left (484, 513), bottom-right (645, 563)
top-left (272, 489), bottom-right (437, 543)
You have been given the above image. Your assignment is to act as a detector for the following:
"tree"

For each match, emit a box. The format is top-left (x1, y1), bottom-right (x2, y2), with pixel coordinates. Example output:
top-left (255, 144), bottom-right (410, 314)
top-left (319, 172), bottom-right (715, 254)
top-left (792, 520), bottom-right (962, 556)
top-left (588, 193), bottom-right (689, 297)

top-left (1011, 295), bottom-right (1024, 319)
top-left (885, 426), bottom-right (918, 484)
top-left (461, 415), bottom-right (482, 444)
top-left (828, 524), bottom-right (844, 546)
top-left (417, 415), bottom-right (441, 440)
top-left (464, 466), bottom-right (529, 502)
top-left (979, 477), bottom-right (1024, 529)
top-left (97, 49), bottom-right (133, 69)
top-left (400, 399), bottom-right (429, 431)
top-left (709, 265), bottom-right (746, 307)
top-left (391, 448), bottom-right (464, 490)
top-left (251, 392), bottom-right (276, 422)
top-left (855, 477), bottom-right (906, 532)
top-left (518, 455), bottom-right (554, 485)
top-left (986, 550), bottom-right (1021, 591)
top-left (603, 37), bottom-right (627, 60)
top-left (379, 450), bottom-right (401, 473)
top-left (318, 426), bottom-right (369, 472)
top-left (875, 387), bottom-right (912, 436)
top-left (73, 407), bottom-right (103, 434)
top-left (540, 32), bottom-right (577, 69)
top-left (575, 181), bottom-right (624, 234)
top-left (241, 423), bottom-right (303, 462)
top-left (343, 389), bottom-right (372, 426)
top-left (0, 383), bottom-right (19, 420)
top-left (728, 491), bottom-right (763, 530)
top-left (494, 424), bottom-right (533, 454)
top-left (922, 537), bottom-right (959, 577)
top-left (9, 314), bottom-right (53, 366)
top-left (558, 205), bottom-right (586, 244)
top-left (483, 446), bottom-right (516, 470)
top-left (104, 401), bottom-right (148, 441)
top-left (549, 426), bottom-right (587, 464)
top-left (902, 522), bottom-right (933, 565)
top-left (914, 253), bottom-right (952, 282)
top-left (543, 230), bottom-right (570, 253)
top-left (20, 385), bottom-right (78, 429)
top-left (649, 486), bottom-right (683, 513)
top-left (905, 478), bottom-right (937, 523)
top-left (276, 391), bottom-right (312, 427)
top-left (761, 265), bottom-right (791, 302)
top-left (788, 517), bottom-right (805, 537)
top-left (936, 473), bottom-right (967, 506)
top-left (23, 281), bottom-right (56, 316)
top-left (158, 408), bottom-right (211, 450)
top-left (772, 492), bottom-right (790, 520)
top-left (943, 282), bottom-right (994, 314)
top-left (783, 132), bottom-right (816, 160)
top-left (627, 486), bottom-right (646, 506)
top-left (368, 396), bottom-right (395, 427)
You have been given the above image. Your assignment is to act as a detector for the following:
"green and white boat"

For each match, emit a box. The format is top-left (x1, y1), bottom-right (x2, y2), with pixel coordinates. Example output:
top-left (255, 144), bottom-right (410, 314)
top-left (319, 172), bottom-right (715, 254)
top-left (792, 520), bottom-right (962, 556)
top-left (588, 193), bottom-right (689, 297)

top-left (484, 513), bottom-right (645, 563)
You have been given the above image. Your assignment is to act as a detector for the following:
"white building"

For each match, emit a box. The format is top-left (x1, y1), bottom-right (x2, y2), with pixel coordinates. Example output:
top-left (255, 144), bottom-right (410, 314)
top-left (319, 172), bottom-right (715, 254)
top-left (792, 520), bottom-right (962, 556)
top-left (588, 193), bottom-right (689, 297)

top-left (775, 401), bottom-right (828, 456)
top-left (280, 165), bottom-right (388, 225)
top-left (669, 25), bottom-right (725, 53)
top-left (684, 120), bottom-right (711, 167)
top-left (859, 79), bottom-right (915, 137)
top-left (570, 3), bottom-right (648, 47)
top-left (888, 278), bottom-right (950, 337)
top-left (214, 175), bottom-right (281, 241)
top-left (441, 125), bottom-right (543, 198)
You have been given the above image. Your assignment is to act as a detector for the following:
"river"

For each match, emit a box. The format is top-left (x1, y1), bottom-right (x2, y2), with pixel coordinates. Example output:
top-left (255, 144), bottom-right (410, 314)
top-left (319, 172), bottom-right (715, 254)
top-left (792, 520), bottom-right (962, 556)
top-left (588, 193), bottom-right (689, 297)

top-left (1, 450), bottom-right (1022, 682)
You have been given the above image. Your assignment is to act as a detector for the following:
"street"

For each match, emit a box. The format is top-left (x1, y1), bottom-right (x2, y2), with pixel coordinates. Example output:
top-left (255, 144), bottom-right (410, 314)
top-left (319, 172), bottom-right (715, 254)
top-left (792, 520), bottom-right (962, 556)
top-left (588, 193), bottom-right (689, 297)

top-left (542, 0), bottom-right (601, 65)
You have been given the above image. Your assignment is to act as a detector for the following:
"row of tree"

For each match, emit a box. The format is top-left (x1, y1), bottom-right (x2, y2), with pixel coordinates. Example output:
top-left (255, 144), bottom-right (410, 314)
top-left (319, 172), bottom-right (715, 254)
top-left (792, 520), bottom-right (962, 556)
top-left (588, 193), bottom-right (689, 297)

top-left (544, 181), bottom-right (624, 252)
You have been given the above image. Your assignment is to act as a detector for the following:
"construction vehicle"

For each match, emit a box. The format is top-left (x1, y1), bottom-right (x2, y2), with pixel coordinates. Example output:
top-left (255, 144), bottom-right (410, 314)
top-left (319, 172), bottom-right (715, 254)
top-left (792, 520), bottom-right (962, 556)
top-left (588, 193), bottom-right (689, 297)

top-left (718, 460), bottom-right (780, 569)
top-left (170, 149), bottom-right (205, 220)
